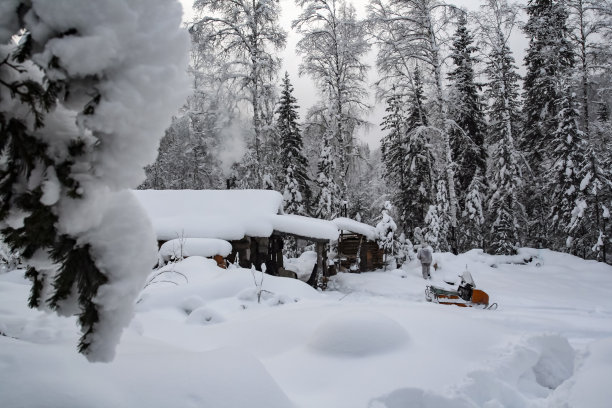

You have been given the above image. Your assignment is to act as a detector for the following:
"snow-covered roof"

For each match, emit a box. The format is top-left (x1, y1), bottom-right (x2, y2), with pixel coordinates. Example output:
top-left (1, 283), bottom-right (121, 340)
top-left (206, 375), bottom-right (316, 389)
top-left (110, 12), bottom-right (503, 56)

top-left (134, 189), bottom-right (283, 241)
top-left (332, 217), bottom-right (377, 241)
top-left (134, 189), bottom-right (339, 241)
top-left (272, 214), bottom-right (339, 241)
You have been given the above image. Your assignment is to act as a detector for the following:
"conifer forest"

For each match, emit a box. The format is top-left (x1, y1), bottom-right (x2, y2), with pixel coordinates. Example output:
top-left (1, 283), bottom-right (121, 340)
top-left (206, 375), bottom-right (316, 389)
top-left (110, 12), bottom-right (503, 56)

top-left (143, 0), bottom-right (612, 262)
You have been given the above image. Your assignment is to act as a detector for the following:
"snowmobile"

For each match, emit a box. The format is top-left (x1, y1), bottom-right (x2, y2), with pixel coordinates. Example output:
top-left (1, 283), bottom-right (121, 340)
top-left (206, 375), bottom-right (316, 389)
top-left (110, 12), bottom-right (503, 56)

top-left (425, 270), bottom-right (497, 310)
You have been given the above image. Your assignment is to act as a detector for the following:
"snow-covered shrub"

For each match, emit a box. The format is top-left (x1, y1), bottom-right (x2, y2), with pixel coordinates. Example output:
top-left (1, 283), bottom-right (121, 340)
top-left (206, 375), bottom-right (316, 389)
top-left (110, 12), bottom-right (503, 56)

top-left (0, 0), bottom-right (189, 361)
top-left (375, 201), bottom-right (397, 269)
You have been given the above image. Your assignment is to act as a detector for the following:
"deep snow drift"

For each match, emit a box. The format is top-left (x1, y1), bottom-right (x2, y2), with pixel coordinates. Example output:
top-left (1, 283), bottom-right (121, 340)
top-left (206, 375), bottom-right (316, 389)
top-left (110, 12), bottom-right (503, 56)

top-left (1, 248), bottom-right (611, 407)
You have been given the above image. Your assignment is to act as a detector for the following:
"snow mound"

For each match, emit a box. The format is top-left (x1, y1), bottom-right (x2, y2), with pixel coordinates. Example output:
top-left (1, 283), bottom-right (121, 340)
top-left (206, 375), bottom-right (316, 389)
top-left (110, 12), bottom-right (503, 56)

top-left (284, 250), bottom-right (318, 281)
top-left (180, 295), bottom-right (205, 314)
top-left (186, 306), bottom-right (225, 325)
top-left (237, 288), bottom-right (299, 306)
top-left (137, 257), bottom-right (320, 313)
top-left (158, 238), bottom-right (232, 264)
top-left (308, 310), bottom-right (409, 357)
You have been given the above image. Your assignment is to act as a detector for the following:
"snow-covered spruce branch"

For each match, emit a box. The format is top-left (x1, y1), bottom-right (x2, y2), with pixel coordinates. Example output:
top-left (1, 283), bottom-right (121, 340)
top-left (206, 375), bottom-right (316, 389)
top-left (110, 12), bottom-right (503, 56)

top-left (0, 0), bottom-right (189, 362)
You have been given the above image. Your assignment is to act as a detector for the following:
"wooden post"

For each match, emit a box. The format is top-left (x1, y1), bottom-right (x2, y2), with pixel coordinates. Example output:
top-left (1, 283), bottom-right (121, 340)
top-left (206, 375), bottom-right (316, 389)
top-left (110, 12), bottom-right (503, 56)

top-left (316, 242), bottom-right (323, 278)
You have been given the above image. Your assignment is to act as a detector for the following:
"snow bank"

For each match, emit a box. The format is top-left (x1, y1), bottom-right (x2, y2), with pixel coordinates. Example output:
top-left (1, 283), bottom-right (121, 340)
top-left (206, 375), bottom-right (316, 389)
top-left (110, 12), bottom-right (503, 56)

top-left (0, 338), bottom-right (294, 408)
top-left (2, 248), bottom-right (612, 406)
top-left (333, 217), bottom-right (377, 241)
top-left (371, 334), bottom-right (576, 407)
top-left (137, 256), bottom-right (321, 313)
top-left (370, 388), bottom-right (472, 408)
top-left (308, 310), bottom-right (409, 357)
top-left (158, 238), bottom-right (232, 264)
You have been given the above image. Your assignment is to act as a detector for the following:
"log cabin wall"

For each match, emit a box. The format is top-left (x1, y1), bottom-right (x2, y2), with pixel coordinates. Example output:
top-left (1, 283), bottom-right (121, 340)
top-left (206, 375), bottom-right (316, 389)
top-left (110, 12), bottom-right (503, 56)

top-left (337, 234), bottom-right (384, 272)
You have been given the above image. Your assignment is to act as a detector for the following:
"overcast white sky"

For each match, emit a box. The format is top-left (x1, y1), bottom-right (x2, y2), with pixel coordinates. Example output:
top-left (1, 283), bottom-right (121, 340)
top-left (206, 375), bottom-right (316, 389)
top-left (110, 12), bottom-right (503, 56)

top-left (179, 0), bottom-right (528, 148)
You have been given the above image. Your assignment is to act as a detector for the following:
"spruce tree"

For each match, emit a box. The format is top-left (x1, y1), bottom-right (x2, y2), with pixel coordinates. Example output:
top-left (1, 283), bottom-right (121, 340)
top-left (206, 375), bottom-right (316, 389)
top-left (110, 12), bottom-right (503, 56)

top-left (488, 135), bottom-right (525, 255)
top-left (483, 9), bottom-right (525, 255)
top-left (562, 102), bottom-right (612, 260)
top-left (276, 72), bottom-right (310, 215)
top-left (549, 77), bottom-right (588, 252)
top-left (0, 1), bottom-right (187, 361)
top-left (380, 90), bottom-right (408, 227)
top-left (521, 0), bottom-right (574, 248)
top-left (424, 180), bottom-right (451, 252)
top-left (462, 169), bottom-right (486, 250)
top-left (381, 69), bottom-right (433, 239)
top-left (522, 0), bottom-right (574, 158)
top-left (404, 69), bottom-right (435, 239)
top-left (447, 14), bottom-right (488, 207)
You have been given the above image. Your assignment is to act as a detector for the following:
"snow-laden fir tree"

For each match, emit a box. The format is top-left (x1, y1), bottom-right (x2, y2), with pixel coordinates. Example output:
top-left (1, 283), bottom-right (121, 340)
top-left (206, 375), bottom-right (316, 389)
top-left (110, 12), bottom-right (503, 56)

top-left (461, 169), bottom-right (486, 250)
top-left (390, 68), bottom-right (434, 238)
top-left (0, 0), bottom-right (188, 361)
top-left (522, 0), bottom-right (574, 158)
top-left (521, 0), bottom-right (574, 248)
top-left (380, 90), bottom-right (408, 226)
top-left (549, 77), bottom-right (589, 253)
top-left (447, 13), bottom-right (488, 209)
top-left (478, 0), bottom-right (525, 255)
top-left (561, 102), bottom-right (612, 260)
top-left (424, 180), bottom-right (451, 252)
top-left (277, 72), bottom-right (310, 216)
top-left (571, 138), bottom-right (612, 261)
top-left (487, 128), bottom-right (525, 255)
top-left (375, 201), bottom-right (398, 269)
top-left (478, 0), bottom-right (523, 142)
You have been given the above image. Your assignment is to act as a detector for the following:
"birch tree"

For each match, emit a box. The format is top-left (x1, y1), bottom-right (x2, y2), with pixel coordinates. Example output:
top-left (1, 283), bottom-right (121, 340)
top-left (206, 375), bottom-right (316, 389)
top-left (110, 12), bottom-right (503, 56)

top-left (193, 0), bottom-right (286, 187)
top-left (567, 0), bottom-right (608, 138)
top-left (293, 0), bottom-right (370, 209)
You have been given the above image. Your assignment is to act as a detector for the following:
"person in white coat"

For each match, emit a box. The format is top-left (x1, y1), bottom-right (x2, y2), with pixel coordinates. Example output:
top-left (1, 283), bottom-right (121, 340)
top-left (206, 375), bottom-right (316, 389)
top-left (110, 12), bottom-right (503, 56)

top-left (417, 246), bottom-right (433, 279)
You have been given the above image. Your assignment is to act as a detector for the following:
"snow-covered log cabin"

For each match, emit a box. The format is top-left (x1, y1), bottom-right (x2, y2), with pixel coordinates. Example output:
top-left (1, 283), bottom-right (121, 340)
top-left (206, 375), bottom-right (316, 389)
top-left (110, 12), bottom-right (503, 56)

top-left (333, 218), bottom-right (385, 271)
top-left (133, 189), bottom-right (341, 283)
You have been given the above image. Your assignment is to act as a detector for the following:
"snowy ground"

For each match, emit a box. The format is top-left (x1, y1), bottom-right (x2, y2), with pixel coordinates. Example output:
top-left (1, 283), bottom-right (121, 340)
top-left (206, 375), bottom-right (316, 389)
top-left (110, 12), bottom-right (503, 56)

top-left (1, 248), bottom-right (611, 408)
